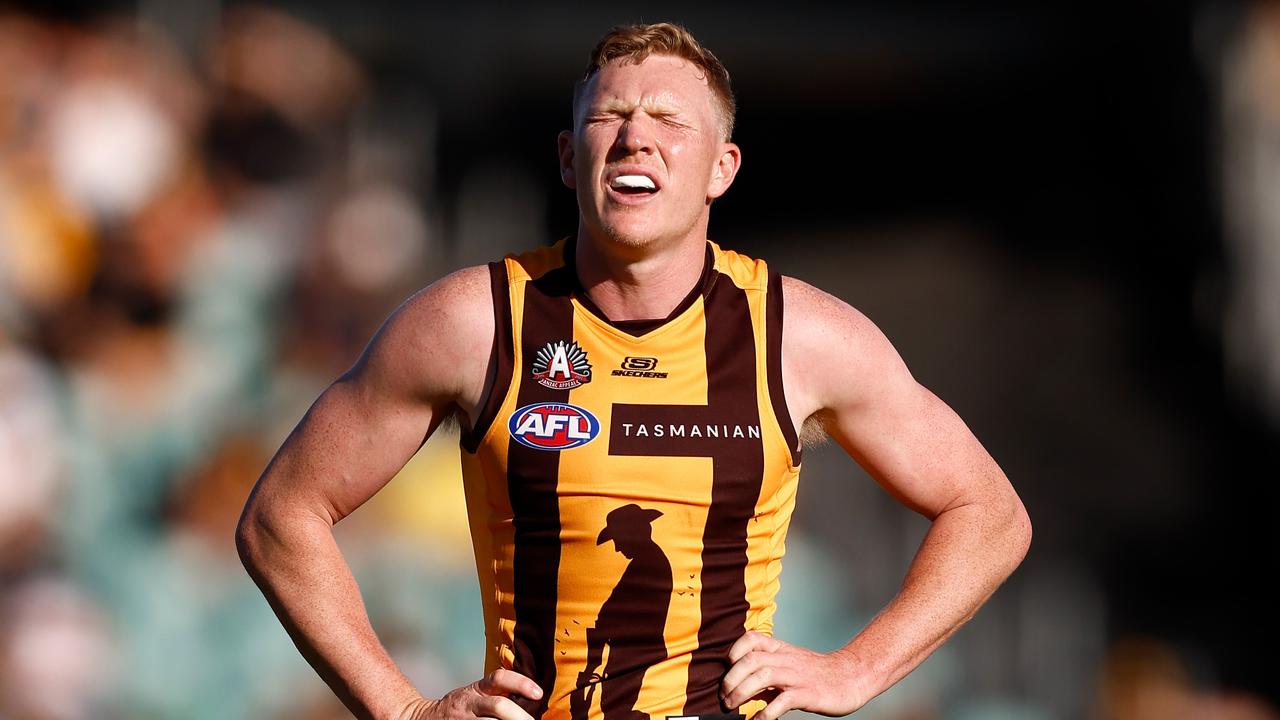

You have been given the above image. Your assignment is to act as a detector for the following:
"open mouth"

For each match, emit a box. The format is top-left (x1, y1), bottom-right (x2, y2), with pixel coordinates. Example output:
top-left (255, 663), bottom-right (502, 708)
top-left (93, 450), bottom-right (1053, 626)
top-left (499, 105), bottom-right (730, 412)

top-left (608, 173), bottom-right (659, 196)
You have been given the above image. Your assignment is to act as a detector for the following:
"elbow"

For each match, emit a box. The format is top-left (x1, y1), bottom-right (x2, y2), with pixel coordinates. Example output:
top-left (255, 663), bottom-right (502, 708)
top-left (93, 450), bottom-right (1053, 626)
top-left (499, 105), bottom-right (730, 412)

top-left (235, 488), bottom-right (281, 575)
top-left (234, 489), bottom-right (332, 576)
top-left (1008, 495), bottom-right (1033, 569)
top-left (234, 505), bottom-right (266, 574)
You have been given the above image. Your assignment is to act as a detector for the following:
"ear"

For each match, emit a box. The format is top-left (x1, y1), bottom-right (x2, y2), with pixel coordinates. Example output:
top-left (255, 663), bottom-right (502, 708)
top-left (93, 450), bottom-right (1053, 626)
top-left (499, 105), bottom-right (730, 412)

top-left (557, 130), bottom-right (576, 189)
top-left (706, 142), bottom-right (741, 200)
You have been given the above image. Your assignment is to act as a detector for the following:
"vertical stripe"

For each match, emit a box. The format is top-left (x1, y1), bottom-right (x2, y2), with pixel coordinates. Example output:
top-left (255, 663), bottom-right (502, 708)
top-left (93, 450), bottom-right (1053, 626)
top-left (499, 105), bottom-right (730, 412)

top-left (766, 271), bottom-right (801, 466)
top-left (683, 277), bottom-right (765, 715)
top-left (508, 262), bottom-right (577, 716)
top-left (462, 260), bottom-right (516, 453)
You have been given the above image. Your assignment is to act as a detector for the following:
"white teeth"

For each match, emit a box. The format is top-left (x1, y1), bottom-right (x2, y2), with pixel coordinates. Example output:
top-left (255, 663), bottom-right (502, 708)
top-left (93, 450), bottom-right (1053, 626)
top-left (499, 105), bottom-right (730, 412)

top-left (611, 174), bottom-right (656, 190)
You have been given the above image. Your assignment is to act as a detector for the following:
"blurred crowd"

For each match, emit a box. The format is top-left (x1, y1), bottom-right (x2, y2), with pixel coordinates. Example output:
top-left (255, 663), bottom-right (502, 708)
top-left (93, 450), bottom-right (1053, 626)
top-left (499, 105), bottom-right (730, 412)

top-left (0, 6), bottom-right (478, 718)
top-left (1222, 2), bottom-right (1280, 429)
top-left (0, 4), bottom-right (1277, 720)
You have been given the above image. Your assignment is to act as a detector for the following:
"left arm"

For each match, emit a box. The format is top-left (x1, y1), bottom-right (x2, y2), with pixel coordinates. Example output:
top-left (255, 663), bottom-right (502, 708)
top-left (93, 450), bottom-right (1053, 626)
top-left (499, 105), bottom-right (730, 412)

top-left (721, 276), bottom-right (1032, 719)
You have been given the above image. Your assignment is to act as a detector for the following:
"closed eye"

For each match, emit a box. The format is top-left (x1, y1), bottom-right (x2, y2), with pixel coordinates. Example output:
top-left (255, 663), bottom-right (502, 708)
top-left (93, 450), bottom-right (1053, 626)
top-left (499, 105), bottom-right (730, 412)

top-left (657, 115), bottom-right (693, 131)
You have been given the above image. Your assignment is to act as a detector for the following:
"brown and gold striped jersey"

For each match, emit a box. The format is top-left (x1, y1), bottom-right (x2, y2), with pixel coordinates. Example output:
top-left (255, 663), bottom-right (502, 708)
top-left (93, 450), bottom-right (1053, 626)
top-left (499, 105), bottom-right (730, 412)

top-left (459, 238), bottom-right (802, 720)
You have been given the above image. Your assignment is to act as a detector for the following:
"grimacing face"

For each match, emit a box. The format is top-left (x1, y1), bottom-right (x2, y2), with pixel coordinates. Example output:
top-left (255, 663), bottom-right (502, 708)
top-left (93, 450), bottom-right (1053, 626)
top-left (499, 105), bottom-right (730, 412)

top-left (558, 54), bottom-right (740, 253)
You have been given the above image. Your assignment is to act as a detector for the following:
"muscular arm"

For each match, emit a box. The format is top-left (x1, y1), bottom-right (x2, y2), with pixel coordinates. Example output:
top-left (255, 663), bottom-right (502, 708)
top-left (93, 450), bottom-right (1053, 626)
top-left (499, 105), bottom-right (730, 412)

top-left (723, 276), bottom-right (1032, 718)
top-left (236, 267), bottom-right (540, 720)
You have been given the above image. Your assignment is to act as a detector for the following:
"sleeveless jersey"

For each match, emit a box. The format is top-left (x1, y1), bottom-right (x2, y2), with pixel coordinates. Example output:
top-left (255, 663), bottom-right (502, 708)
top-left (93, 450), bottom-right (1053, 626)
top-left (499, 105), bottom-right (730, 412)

top-left (459, 238), bottom-right (802, 720)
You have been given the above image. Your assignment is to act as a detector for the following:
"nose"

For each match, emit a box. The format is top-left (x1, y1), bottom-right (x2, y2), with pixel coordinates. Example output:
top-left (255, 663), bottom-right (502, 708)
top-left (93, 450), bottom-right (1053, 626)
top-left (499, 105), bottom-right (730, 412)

top-left (615, 116), bottom-right (655, 156)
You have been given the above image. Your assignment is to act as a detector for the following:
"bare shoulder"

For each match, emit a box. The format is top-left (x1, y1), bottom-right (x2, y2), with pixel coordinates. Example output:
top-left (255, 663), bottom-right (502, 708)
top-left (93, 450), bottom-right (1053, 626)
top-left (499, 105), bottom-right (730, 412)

top-left (779, 275), bottom-right (874, 344)
top-left (351, 264), bottom-right (496, 415)
top-left (778, 277), bottom-right (1021, 527)
top-left (394, 263), bottom-right (494, 340)
top-left (779, 275), bottom-right (914, 422)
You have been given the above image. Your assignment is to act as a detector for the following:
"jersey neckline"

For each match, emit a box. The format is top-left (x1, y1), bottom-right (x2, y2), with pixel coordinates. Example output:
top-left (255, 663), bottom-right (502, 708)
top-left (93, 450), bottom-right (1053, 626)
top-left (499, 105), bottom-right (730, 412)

top-left (560, 236), bottom-right (718, 341)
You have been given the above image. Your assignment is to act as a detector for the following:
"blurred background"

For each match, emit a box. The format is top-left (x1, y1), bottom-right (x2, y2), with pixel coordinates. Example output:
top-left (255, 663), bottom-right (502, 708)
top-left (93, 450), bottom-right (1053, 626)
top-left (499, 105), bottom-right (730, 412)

top-left (0, 1), bottom-right (1277, 718)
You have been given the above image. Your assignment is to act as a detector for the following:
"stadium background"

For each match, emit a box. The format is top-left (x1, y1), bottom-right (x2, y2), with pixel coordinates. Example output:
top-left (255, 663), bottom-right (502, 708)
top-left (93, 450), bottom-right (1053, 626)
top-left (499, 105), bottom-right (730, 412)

top-left (1, 1), bottom-right (1277, 718)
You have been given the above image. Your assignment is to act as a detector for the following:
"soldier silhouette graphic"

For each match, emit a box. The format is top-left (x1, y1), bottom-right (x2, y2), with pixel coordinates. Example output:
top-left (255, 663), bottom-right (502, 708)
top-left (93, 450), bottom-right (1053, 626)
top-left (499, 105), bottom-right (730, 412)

top-left (572, 504), bottom-right (673, 720)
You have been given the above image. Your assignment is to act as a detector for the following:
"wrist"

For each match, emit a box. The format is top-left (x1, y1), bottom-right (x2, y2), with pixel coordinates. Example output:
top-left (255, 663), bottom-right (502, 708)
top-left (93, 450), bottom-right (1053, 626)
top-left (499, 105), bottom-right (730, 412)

top-left (391, 695), bottom-right (435, 720)
top-left (828, 646), bottom-right (876, 713)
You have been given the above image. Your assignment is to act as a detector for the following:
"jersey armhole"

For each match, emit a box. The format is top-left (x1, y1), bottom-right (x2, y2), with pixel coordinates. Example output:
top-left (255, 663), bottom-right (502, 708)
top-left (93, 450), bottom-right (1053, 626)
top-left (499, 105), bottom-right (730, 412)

top-left (766, 271), bottom-right (802, 466)
top-left (460, 260), bottom-right (514, 453)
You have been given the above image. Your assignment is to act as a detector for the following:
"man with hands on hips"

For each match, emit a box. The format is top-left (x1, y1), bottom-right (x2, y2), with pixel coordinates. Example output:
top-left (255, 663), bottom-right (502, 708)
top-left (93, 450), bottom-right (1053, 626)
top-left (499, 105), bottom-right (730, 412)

top-left (236, 21), bottom-right (1031, 720)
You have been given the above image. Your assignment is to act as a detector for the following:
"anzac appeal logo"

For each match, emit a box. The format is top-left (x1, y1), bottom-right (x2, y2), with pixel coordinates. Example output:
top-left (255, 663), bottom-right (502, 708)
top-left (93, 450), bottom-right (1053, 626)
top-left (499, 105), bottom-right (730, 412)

top-left (509, 403), bottom-right (600, 450)
top-left (532, 340), bottom-right (592, 390)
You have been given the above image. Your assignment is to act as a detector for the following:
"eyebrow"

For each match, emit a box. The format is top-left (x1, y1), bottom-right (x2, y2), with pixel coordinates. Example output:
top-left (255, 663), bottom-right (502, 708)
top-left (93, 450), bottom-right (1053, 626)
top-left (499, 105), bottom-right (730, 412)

top-left (594, 96), bottom-right (684, 117)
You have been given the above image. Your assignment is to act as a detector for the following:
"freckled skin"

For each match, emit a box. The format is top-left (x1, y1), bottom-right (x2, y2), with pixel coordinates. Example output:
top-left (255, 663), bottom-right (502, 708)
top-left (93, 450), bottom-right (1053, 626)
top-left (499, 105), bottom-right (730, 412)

top-left (561, 55), bottom-right (731, 254)
top-left (237, 47), bottom-right (1031, 720)
top-left (557, 55), bottom-right (741, 322)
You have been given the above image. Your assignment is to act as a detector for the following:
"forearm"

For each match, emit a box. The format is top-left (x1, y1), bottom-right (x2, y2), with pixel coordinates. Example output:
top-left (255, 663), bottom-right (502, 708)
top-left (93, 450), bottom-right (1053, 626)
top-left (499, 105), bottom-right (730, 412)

top-left (840, 497), bottom-right (1031, 704)
top-left (236, 506), bottom-right (425, 720)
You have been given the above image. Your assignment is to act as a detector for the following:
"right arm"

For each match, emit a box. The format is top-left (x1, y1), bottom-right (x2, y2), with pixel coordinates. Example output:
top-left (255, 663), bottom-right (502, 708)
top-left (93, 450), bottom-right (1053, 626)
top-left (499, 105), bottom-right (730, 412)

top-left (235, 266), bottom-right (541, 720)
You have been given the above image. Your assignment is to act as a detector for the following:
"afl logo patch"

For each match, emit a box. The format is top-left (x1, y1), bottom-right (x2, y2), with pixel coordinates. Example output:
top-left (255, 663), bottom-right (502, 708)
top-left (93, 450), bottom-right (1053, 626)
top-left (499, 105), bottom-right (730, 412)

top-left (509, 403), bottom-right (600, 451)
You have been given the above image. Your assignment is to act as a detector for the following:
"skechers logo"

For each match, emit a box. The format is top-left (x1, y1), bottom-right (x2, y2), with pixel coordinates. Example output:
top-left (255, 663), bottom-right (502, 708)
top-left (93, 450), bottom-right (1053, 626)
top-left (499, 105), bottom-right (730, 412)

top-left (509, 403), bottom-right (600, 450)
top-left (612, 356), bottom-right (668, 379)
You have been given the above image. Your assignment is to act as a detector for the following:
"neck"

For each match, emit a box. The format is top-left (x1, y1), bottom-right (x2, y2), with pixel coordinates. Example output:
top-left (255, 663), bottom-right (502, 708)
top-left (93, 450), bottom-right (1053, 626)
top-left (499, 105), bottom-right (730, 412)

top-left (574, 227), bottom-right (709, 322)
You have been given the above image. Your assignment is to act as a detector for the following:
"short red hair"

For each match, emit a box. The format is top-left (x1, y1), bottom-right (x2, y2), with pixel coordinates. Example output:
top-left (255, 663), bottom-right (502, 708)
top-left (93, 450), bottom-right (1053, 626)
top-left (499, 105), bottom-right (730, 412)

top-left (574, 22), bottom-right (736, 140)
